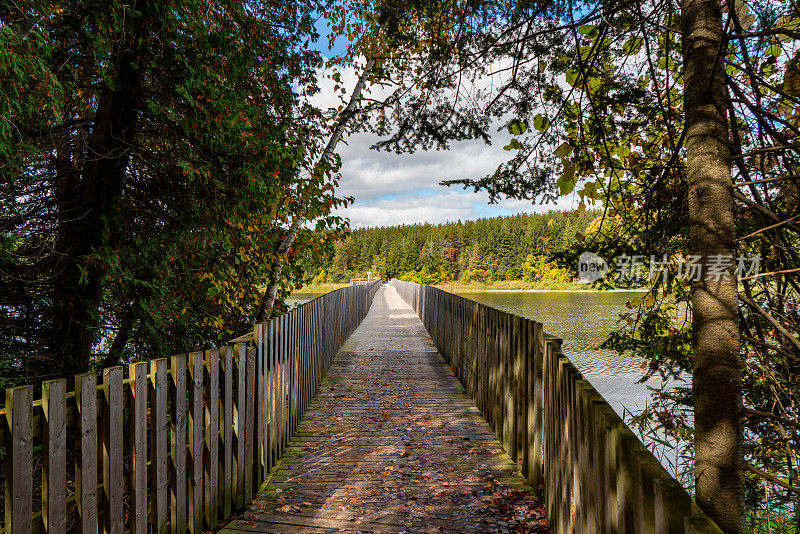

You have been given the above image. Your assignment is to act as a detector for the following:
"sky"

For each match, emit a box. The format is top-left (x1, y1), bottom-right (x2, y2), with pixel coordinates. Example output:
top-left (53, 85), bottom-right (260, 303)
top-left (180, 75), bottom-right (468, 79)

top-left (311, 19), bottom-right (578, 229)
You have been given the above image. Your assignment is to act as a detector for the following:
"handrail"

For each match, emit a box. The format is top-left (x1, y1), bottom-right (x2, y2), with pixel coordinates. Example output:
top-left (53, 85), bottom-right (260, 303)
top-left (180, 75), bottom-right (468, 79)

top-left (389, 278), bottom-right (723, 534)
top-left (0, 279), bottom-right (381, 534)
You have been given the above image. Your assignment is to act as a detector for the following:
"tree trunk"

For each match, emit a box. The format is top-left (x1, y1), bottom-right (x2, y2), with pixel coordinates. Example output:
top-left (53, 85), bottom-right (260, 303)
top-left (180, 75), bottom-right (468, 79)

top-left (682, 1), bottom-right (745, 531)
top-left (49, 3), bottom-right (150, 377)
top-left (255, 57), bottom-right (376, 320)
top-left (254, 219), bottom-right (301, 323)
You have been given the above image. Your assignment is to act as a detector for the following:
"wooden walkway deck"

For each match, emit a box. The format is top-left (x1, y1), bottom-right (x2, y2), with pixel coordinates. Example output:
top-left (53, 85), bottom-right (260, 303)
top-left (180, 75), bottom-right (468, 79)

top-left (220, 285), bottom-right (547, 533)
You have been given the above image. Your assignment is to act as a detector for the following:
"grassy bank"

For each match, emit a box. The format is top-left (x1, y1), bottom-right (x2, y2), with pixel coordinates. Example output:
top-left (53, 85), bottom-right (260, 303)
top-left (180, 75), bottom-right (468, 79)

top-left (293, 282), bottom-right (350, 293)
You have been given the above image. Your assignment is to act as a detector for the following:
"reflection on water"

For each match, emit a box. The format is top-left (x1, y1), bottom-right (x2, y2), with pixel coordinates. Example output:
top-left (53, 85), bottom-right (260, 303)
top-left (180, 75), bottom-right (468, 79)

top-left (458, 290), bottom-right (656, 419)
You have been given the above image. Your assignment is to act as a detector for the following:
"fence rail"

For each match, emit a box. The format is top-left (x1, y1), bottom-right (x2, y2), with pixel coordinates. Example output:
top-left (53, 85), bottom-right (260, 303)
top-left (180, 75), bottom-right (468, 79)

top-left (389, 279), bottom-right (723, 534)
top-left (0, 280), bottom-right (380, 534)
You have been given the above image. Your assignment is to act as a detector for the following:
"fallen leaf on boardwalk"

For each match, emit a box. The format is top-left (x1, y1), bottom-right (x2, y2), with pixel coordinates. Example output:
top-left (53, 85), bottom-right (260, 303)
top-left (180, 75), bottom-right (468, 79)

top-left (400, 450), bottom-right (413, 457)
top-left (277, 504), bottom-right (302, 513)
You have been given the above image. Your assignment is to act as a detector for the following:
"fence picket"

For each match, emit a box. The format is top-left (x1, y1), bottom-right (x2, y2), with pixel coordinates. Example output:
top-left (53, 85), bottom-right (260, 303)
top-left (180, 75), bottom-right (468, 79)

top-left (75, 374), bottom-right (98, 534)
top-left (170, 355), bottom-right (188, 534)
top-left (151, 358), bottom-right (169, 534)
top-left (42, 379), bottom-right (66, 534)
top-left (188, 352), bottom-right (204, 534)
top-left (101, 367), bottom-right (123, 534)
top-left (128, 363), bottom-right (148, 534)
top-left (203, 348), bottom-right (220, 529)
top-left (5, 386), bottom-right (33, 534)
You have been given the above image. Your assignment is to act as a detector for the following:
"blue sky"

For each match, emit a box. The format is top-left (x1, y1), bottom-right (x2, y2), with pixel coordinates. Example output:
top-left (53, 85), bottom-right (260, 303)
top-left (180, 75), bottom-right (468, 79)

top-left (310, 17), bottom-right (577, 229)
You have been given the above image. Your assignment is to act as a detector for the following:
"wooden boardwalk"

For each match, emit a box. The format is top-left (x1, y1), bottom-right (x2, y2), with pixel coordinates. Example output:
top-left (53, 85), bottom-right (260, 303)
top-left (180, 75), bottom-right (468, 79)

top-left (220, 285), bottom-right (547, 533)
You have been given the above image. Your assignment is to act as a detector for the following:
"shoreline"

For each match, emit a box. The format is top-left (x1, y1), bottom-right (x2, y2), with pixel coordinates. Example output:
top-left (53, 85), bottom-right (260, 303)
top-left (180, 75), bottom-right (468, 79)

top-left (440, 288), bottom-right (645, 293)
top-left (295, 282), bottom-right (645, 294)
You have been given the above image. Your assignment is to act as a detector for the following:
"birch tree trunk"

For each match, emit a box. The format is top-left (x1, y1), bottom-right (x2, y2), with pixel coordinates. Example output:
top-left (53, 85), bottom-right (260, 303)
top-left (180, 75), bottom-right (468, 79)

top-left (682, 1), bottom-right (745, 531)
top-left (256, 57), bottom-right (377, 321)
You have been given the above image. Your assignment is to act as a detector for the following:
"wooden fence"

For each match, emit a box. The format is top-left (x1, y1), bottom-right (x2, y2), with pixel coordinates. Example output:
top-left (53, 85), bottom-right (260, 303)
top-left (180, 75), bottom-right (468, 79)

top-left (389, 279), bottom-right (723, 534)
top-left (0, 280), bottom-right (380, 534)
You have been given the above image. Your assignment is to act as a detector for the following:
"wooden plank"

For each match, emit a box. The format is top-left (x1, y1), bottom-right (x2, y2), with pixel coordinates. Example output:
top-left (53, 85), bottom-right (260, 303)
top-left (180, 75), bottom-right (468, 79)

top-left (634, 450), bottom-right (664, 534)
top-left (512, 315), bottom-right (524, 463)
top-left (170, 354), bottom-right (188, 534)
top-left (600, 404), bottom-right (621, 534)
top-left (128, 363), bottom-right (148, 534)
top-left (5, 386), bottom-right (33, 534)
top-left (42, 379), bottom-right (67, 534)
top-left (269, 319), bottom-right (277, 470)
top-left (101, 367), bottom-right (124, 534)
top-left (577, 379), bottom-right (594, 533)
top-left (289, 310), bottom-right (297, 437)
top-left (591, 400), bottom-right (609, 532)
top-left (233, 343), bottom-right (246, 509)
top-left (617, 430), bottom-right (641, 533)
top-left (281, 314), bottom-right (288, 453)
top-left (150, 358), bottom-right (169, 534)
top-left (75, 374), bottom-right (98, 534)
top-left (684, 514), bottom-right (725, 534)
top-left (503, 313), bottom-right (512, 453)
top-left (188, 352), bottom-right (205, 534)
top-left (204, 348), bottom-right (220, 529)
top-left (655, 478), bottom-right (692, 534)
top-left (530, 322), bottom-right (544, 488)
top-left (244, 347), bottom-right (256, 501)
top-left (221, 345), bottom-right (234, 518)
top-left (256, 323), bottom-right (265, 484)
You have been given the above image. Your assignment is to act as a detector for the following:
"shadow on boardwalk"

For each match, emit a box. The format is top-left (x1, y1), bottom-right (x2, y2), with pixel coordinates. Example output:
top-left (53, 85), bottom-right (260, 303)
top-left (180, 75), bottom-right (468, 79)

top-left (220, 286), bottom-right (548, 533)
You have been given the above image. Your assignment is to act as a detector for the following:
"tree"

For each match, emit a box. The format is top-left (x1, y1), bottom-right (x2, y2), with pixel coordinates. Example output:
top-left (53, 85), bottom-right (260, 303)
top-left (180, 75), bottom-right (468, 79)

top-left (1, 0), bottom-right (344, 380)
top-left (682, 0), bottom-right (745, 528)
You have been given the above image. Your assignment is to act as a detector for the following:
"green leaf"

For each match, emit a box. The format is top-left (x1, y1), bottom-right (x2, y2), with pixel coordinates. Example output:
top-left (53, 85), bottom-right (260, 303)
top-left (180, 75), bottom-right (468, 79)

top-left (503, 139), bottom-right (524, 151)
top-left (565, 68), bottom-right (579, 86)
top-left (622, 36), bottom-right (644, 56)
top-left (554, 142), bottom-right (572, 159)
top-left (766, 42), bottom-right (782, 58)
top-left (507, 119), bottom-right (528, 136)
top-left (557, 163), bottom-right (576, 195)
top-left (533, 114), bottom-right (550, 132)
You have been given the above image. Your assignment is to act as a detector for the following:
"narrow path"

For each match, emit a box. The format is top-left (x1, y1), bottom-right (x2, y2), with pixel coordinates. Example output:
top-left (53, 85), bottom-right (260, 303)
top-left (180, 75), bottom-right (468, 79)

top-left (221, 285), bottom-right (547, 533)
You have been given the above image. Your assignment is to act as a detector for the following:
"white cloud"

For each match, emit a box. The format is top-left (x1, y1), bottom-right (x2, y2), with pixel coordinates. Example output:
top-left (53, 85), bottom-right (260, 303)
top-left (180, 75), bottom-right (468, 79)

top-left (310, 60), bottom-right (568, 228)
top-left (338, 189), bottom-right (578, 228)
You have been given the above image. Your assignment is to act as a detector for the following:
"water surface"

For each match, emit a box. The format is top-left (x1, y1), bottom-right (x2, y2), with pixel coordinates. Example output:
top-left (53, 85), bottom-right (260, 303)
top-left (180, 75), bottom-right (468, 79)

top-left (285, 292), bottom-right (327, 309)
